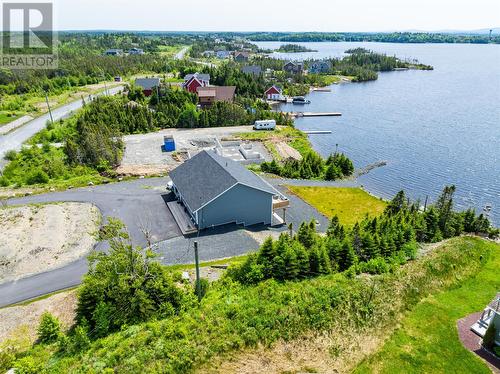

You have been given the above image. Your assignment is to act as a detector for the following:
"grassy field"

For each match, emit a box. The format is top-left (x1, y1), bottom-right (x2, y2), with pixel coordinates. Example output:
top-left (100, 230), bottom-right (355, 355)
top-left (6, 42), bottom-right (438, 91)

top-left (0, 113), bottom-right (20, 126)
top-left (354, 238), bottom-right (500, 374)
top-left (287, 186), bottom-right (387, 226)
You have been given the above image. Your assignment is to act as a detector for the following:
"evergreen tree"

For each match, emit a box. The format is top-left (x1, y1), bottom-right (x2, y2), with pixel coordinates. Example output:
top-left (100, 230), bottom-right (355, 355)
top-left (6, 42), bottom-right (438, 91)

top-left (296, 221), bottom-right (316, 249)
top-left (338, 240), bottom-right (357, 271)
top-left (293, 241), bottom-right (310, 278)
top-left (282, 245), bottom-right (299, 279)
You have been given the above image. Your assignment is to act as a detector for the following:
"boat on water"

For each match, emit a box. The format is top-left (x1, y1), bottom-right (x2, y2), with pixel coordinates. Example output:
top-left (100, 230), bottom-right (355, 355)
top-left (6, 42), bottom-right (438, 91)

top-left (292, 96), bottom-right (311, 104)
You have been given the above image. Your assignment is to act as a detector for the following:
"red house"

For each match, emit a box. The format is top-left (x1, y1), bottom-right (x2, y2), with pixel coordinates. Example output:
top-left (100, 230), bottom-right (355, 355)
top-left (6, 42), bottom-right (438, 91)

top-left (264, 85), bottom-right (283, 100)
top-left (182, 73), bottom-right (210, 93)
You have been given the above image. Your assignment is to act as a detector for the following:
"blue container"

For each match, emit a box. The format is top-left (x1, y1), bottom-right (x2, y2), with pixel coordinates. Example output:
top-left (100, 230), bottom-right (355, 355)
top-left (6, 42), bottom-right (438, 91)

top-left (164, 136), bottom-right (175, 152)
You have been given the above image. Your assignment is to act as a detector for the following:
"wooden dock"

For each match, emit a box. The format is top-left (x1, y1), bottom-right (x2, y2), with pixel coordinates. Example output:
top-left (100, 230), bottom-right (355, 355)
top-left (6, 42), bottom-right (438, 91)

top-left (303, 130), bottom-right (332, 135)
top-left (288, 112), bottom-right (342, 118)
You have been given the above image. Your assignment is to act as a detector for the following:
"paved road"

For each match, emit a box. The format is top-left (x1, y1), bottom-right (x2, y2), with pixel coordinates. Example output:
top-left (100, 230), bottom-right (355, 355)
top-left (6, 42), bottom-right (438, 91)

top-left (174, 46), bottom-right (189, 60)
top-left (0, 85), bottom-right (124, 166)
top-left (0, 176), bottom-right (329, 307)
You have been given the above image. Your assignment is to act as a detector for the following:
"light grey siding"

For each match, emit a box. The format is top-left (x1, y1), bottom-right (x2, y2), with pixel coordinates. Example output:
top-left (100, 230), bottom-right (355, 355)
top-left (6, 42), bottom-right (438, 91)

top-left (198, 184), bottom-right (273, 229)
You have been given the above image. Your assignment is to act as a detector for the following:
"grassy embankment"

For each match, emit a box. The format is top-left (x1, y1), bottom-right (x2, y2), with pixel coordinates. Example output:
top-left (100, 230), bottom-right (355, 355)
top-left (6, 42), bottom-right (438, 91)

top-left (236, 126), bottom-right (311, 161)
top-left (354, 238), bottom-right (500, 374)
top-left (0, 81), bottom-right (123, 128)
top-left (287, 186), bottom-right (387, 227)
top-left (5, 237), bottom-right (497, 373)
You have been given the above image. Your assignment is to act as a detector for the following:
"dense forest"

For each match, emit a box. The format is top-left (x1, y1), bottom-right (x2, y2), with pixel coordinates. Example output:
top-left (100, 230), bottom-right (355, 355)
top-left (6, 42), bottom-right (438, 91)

top-left (237, 31), bottom-right (500, 44)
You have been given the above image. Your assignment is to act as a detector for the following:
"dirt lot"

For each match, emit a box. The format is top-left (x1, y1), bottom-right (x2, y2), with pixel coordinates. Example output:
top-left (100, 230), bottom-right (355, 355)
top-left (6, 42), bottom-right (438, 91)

top-left (0, 289), bottom-right (77, 344)
top-left (117, 126), bottom-right (271, 176)
top-left (0, 203), bottom-right (100, 284)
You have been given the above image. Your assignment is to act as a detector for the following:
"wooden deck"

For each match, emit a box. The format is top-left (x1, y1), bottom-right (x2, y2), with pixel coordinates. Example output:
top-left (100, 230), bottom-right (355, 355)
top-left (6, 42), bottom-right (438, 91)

top-left (167, 201), bottom-right (198, 235)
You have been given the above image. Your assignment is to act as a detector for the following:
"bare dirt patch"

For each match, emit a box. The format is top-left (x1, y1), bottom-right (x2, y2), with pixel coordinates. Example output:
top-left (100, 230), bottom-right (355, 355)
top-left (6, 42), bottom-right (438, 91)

top-left (0, 203), bottom-right (100, 284)
top-left (274, 141), bottom-right (302, 161)
top-left (0, 289), bottom-right (77, 344)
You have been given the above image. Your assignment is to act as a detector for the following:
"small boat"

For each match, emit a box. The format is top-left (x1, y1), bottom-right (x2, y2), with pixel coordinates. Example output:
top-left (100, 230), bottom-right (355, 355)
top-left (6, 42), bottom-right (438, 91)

top-left (292, 96), bottom-right (311, 104)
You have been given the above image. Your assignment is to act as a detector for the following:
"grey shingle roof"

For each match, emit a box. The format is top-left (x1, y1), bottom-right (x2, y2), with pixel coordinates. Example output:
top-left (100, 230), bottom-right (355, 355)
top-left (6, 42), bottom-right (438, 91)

top-left (184, 73), bottom-right (210, 82)
top-left (135, 78), bottom-right (160, 90)
top-left (170, 150), bottom-right (278, 212)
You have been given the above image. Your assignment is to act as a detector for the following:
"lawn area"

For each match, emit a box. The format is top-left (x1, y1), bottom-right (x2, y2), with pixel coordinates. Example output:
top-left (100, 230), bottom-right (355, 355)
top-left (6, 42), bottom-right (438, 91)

top-left (0, 112), bottom-right (20, 126)
top-left (286, 186), bottom-right (387, 226)
top-left (354, 240), bottom-right (500, 374)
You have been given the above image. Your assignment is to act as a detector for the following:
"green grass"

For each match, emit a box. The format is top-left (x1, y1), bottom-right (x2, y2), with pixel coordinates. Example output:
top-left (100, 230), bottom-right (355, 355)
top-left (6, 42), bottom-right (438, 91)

top-left (166, 254), bottom-right (250, 272)
top-left (0, 112), bottom-right (21, 125)
top-left (6, 237), bottom-right (497, 373)
top-left (355, 239), bottom-right (500, 374)
top-left (287, 186), bottom-right (387, 226)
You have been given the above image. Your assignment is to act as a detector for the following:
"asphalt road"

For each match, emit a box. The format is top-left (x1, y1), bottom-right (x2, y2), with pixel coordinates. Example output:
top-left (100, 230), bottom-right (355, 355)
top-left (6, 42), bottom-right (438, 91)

top-left (0, 85), bottom-right (124, 167)
top-left (0, 176), bottom-right (330, 307)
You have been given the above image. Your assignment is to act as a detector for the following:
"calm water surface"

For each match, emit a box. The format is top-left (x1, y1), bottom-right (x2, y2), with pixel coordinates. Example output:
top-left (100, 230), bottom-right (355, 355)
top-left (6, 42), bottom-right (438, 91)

top-left (254, 41), bottom-right (500, 225)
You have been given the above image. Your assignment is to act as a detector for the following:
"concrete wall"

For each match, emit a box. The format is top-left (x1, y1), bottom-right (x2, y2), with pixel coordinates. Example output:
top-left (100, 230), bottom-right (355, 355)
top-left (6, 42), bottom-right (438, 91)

top-left (198, 183), bottom-right (273, 229)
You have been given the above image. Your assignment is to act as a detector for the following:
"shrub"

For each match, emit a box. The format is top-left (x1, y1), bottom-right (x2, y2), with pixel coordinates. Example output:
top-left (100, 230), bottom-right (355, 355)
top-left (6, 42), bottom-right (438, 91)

top-left (37, 312), bottom-right (61, 344)
top-left (26, 169), bottom-right (49, 185)
top-left (76, 219), bottom-right (192, 335)
top-left (3, 149), bottom-right (17, 161)
top-left (0, 176), bottom-right (9, 187)
top-left (357, 257), bottom-right (390, 274)
top-left (13, 356), bottom-right (43, 374)
top-left (195, 278), bottom-right (210, 300)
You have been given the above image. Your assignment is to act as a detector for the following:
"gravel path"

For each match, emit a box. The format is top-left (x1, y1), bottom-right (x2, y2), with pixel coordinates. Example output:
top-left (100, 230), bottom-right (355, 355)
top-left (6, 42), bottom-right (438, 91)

top-left (457, 312), bottom-right (500, 373)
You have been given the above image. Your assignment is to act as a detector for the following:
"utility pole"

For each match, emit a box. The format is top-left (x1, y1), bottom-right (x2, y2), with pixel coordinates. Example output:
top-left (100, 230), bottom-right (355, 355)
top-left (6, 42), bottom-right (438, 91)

top-left (194, 241), bottom-right (202, 302)
top-left (45, 91), bottom-right (54, 124)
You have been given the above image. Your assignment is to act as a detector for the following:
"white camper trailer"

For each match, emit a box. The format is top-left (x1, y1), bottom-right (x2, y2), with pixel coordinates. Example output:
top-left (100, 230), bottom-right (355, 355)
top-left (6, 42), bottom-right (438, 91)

top-left (253, 119), bottom-right (276, 130)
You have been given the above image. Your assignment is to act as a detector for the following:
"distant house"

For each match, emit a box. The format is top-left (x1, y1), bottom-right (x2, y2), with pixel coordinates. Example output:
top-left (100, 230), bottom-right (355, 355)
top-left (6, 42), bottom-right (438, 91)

top-left (129, 48), bottom-right (145, 55)
top-left (283, 61), bottom-right (304, 74)
top-left (197, 86), bottom-right (236, 107)
top-left (241, 65), bottom-right (262, 76)
top-left (264, 85), bottom-right (283, 101)
top-left (135, 78), bottom-right (161, 96)
top-left (309, 60), bottom-right (332, 74)
top-left (104, 49), bottom-right (123, 56)
top-left (234, 51), bottom-right (250, 62)
top-left (169, 150), bottom-right (287, 231)
top-left (182, 73), bottom-right (210, 93)
top-left (202, 50), bottom-right (215, 57)
top-left (216, 50), bottom-right (231, 59)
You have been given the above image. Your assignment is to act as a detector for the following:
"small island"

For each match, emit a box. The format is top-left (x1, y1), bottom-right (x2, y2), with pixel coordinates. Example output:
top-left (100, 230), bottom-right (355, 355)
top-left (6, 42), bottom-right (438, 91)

top-left (276, 44), bottom-right (317, 53)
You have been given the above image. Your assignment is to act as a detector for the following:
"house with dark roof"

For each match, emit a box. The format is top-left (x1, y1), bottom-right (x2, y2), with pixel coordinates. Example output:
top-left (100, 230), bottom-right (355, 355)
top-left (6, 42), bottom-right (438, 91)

top-left (129, 48), bottom-right (145, 55)
top-left (216, 50), bottom-right (231, 59)
top-left (196, 86), bottom-right (236, 107)
top-left (241, 65), bottom-right (262, 76)
top-left (234, 51), bottom-right (250, 62)
top-left (309, 60), bottom-right (332, 74)
top-left (283, 61), bottom-right (304, 74)
top-left (182, 73), bottom-right (210, 93)
top-left (134, 77), bottom-right (161, 96)
top-left (169, 150), bottom-right (288, 231)
top-left (104, 49), bottom-right (123, 56)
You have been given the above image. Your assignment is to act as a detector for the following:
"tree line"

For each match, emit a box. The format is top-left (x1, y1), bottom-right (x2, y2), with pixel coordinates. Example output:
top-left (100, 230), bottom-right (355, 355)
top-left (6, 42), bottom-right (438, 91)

top-left (261, 151), bottom-right (354, 180)
top-left (228, 186), bottom-right (498, 284)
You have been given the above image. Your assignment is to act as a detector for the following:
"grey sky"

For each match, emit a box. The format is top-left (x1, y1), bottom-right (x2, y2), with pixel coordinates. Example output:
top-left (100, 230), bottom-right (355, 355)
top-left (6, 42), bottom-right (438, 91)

top-left (54, 0), bottom-right (499, 32)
